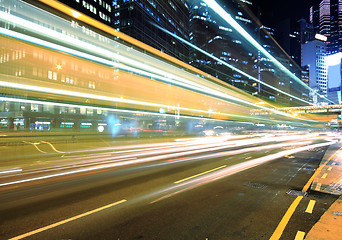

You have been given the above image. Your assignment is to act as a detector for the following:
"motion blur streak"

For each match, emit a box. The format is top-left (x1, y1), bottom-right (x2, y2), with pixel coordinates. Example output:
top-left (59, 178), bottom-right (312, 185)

top-left (150, 140), bottom-right (336, 203)
top-left (0, 12), bottom-right (317, 122)
top-left (0, 96), bottom-right (226, 123)
top-left (151, 23), bottom-right (312, 106)
top-left (0, 26), bottom-right (293, 120)
top-left (202, 0), bottom-right (333, 104)
top-left (0, 134), bottom-right (332, 187)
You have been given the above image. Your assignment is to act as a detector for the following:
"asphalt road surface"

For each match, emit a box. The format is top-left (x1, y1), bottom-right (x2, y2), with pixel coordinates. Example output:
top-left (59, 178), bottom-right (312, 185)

top-left (0, 132), bottom-right (339, 240)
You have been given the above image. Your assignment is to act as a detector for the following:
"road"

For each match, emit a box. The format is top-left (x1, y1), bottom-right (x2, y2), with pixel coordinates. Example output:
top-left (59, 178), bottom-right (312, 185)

top-left (0, 132), bottom-right (340, 240)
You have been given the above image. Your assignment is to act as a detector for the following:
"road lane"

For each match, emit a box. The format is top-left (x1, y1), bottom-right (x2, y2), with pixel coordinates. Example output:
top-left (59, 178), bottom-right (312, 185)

top-left (0, 134), bottom-right (339, 239)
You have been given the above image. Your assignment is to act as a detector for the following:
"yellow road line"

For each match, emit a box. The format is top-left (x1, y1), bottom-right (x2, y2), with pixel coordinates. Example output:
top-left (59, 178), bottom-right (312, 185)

top-left (321, 173), bottom-right (328, 179)
top-left (327, 167), bottom-right (332, 171)
top-left (294, 231), bottom-right (305, 240)
top-left (270, 146), bottom-right (342, 240)
top-left (174, 165), bottom-right (226, 184)
top-left (269, 196), bottom-right (303, 240)
top-left (23, 141), bottom-right (46, 154)
top-left (302, 146), bottom-right (341, 192)
top-left (305, 200), bottom-right (316, 214)
top-left (40, 141), bottom-right (65, 153)
top-left (8, 199), bottom-right (127, 240)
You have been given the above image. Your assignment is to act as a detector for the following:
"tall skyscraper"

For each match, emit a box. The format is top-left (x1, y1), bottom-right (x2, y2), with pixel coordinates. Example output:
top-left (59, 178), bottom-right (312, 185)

top-left (311, 0), bottom-right (342, 54)
top-left (302, 40), bottom-right (327, 93)
top-left (189, 0), bottom-right (258, 95)
top-left (303, 0), bottom-right (342, 104)
top-left (112, 0), bottom-right (190, 63)
top-left (56, 0), bottom-right (113, 25)
top-left (330, 0), bottom-right (342, 53)
top-left (36, 0), bottom-right (190, 63)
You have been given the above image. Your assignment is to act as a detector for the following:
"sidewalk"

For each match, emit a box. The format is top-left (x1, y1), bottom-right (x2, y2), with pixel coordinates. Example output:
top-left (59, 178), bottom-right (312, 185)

top-left (310, 142), bottom-right (342, 195)
top-left (305, 196), bottom-right (342, 240)
top-left (305, 142), bottom-right (342, 239)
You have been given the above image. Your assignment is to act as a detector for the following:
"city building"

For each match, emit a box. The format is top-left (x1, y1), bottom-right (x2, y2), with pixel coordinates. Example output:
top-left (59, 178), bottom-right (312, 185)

top-left (301, 39), bottom-right (328, 104)
top-left (305, 0), bottom-right (342, 104)
top-left (56, 0), bottom-right (113, 25)
top-left (327, 52), bottom-right (342, 104)
top-left (310, 0), bottom-right (342, 54)
top-left (112, 0), bottom-right (190, 63)
top-left (189, 0), bottom-right (258, 94)
top-left (188, 0), bottom-right (310, 106)
top-left (43, 0), bottom-right (191, 63)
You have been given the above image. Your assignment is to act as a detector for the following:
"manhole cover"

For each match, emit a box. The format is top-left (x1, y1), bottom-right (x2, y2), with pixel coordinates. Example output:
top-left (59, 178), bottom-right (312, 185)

top-left (286, 189), bottom-right (308, 197)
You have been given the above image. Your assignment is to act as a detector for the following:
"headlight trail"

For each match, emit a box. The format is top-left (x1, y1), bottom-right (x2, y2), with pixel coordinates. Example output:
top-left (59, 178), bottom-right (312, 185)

top-left (202, 0), bottom-right (335, 104)
top-left (0, 133), bottom-right (331, 187)
top-left (151, 22), bottom-right (312, 106)
top-left (150, 139), bottom-right (337, 203)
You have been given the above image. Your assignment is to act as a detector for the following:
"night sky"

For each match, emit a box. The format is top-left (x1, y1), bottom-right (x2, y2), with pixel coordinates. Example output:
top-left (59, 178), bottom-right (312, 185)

top-left (251, 0), bottom-right (310, 27)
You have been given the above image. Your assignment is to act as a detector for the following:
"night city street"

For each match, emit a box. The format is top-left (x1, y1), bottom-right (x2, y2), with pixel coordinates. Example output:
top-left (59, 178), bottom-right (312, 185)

top-left (1, 0), bottom-right (341, 240)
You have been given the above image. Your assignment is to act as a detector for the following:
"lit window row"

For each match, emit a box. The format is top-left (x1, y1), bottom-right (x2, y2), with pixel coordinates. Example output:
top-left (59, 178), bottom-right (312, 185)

top-left (99, 0), bottom-right (111, 12)
top-left (82, 0), bottom-right (97, 14)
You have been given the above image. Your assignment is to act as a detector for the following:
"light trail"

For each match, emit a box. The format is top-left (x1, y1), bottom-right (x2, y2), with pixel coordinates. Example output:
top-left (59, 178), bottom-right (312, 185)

top-left (0, 134), bottom-right (330, 187)
top-left (202, 0), bottom-right (335, 104)
top-left (151, 23), bottom-right (313, 106)
top-left (149, 140), bottom-right (336, 203)
top-left (0, 27), bottom-right (268, 122)
top-left (0, 14), bottom-right (318, 123)
top-left (0, 97), bottom-right (218, 123)
top-left (0, 14), bottom-right (259, 109)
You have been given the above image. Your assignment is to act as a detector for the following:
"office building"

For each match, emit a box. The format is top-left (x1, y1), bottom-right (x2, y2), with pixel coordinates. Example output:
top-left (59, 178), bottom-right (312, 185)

top-left (306, 0), bottom-right (342, 104)
top-left (310, 0), bottom-right (342, 54)
top-left (189, 1), bottom-right (258, 94)
top-left (112, 0), bottom-right (190, 62)
top-left (56, 0), bottom-right (113, 25)
top-left (326, 52), bottom-right (342, 103)
top-left (46, 0), bottom-right (190, 63)
top-left (301, 39), bottom-right (328, 104)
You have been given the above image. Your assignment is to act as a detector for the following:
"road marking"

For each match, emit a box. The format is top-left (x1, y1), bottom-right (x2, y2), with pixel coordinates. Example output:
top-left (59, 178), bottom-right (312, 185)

top-left (269, 196), bottom-right (303, 240)
top-left (305, 200), bottom-right (316, 214)
top-left (321, 173), bottom-right (328, 179)
top-left (327, 167), bottom-right (332, 171)
top-left (270, 146), bottom-right (342, 240)
top-left (23, 141), bottom-right (46, 153)
top-left (40, 141), bottom-right (65, 153)
top-left (301, 145), bottom-right (341, 192)
top-left (294, 231), bottom-right (305, 240)
top-left (8, 199), bottom-right (127, 240)
top-left (174, 165), bottom-right (226, 184)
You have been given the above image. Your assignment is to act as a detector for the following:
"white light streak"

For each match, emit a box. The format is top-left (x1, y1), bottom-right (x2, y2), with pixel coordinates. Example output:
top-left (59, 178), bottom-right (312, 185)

top-left (203, 0), bottom-right (335, 104)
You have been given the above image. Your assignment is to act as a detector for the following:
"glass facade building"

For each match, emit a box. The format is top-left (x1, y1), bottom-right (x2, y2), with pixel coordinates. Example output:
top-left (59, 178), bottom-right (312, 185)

top-left (112, 0), bottom-right (190, 63)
